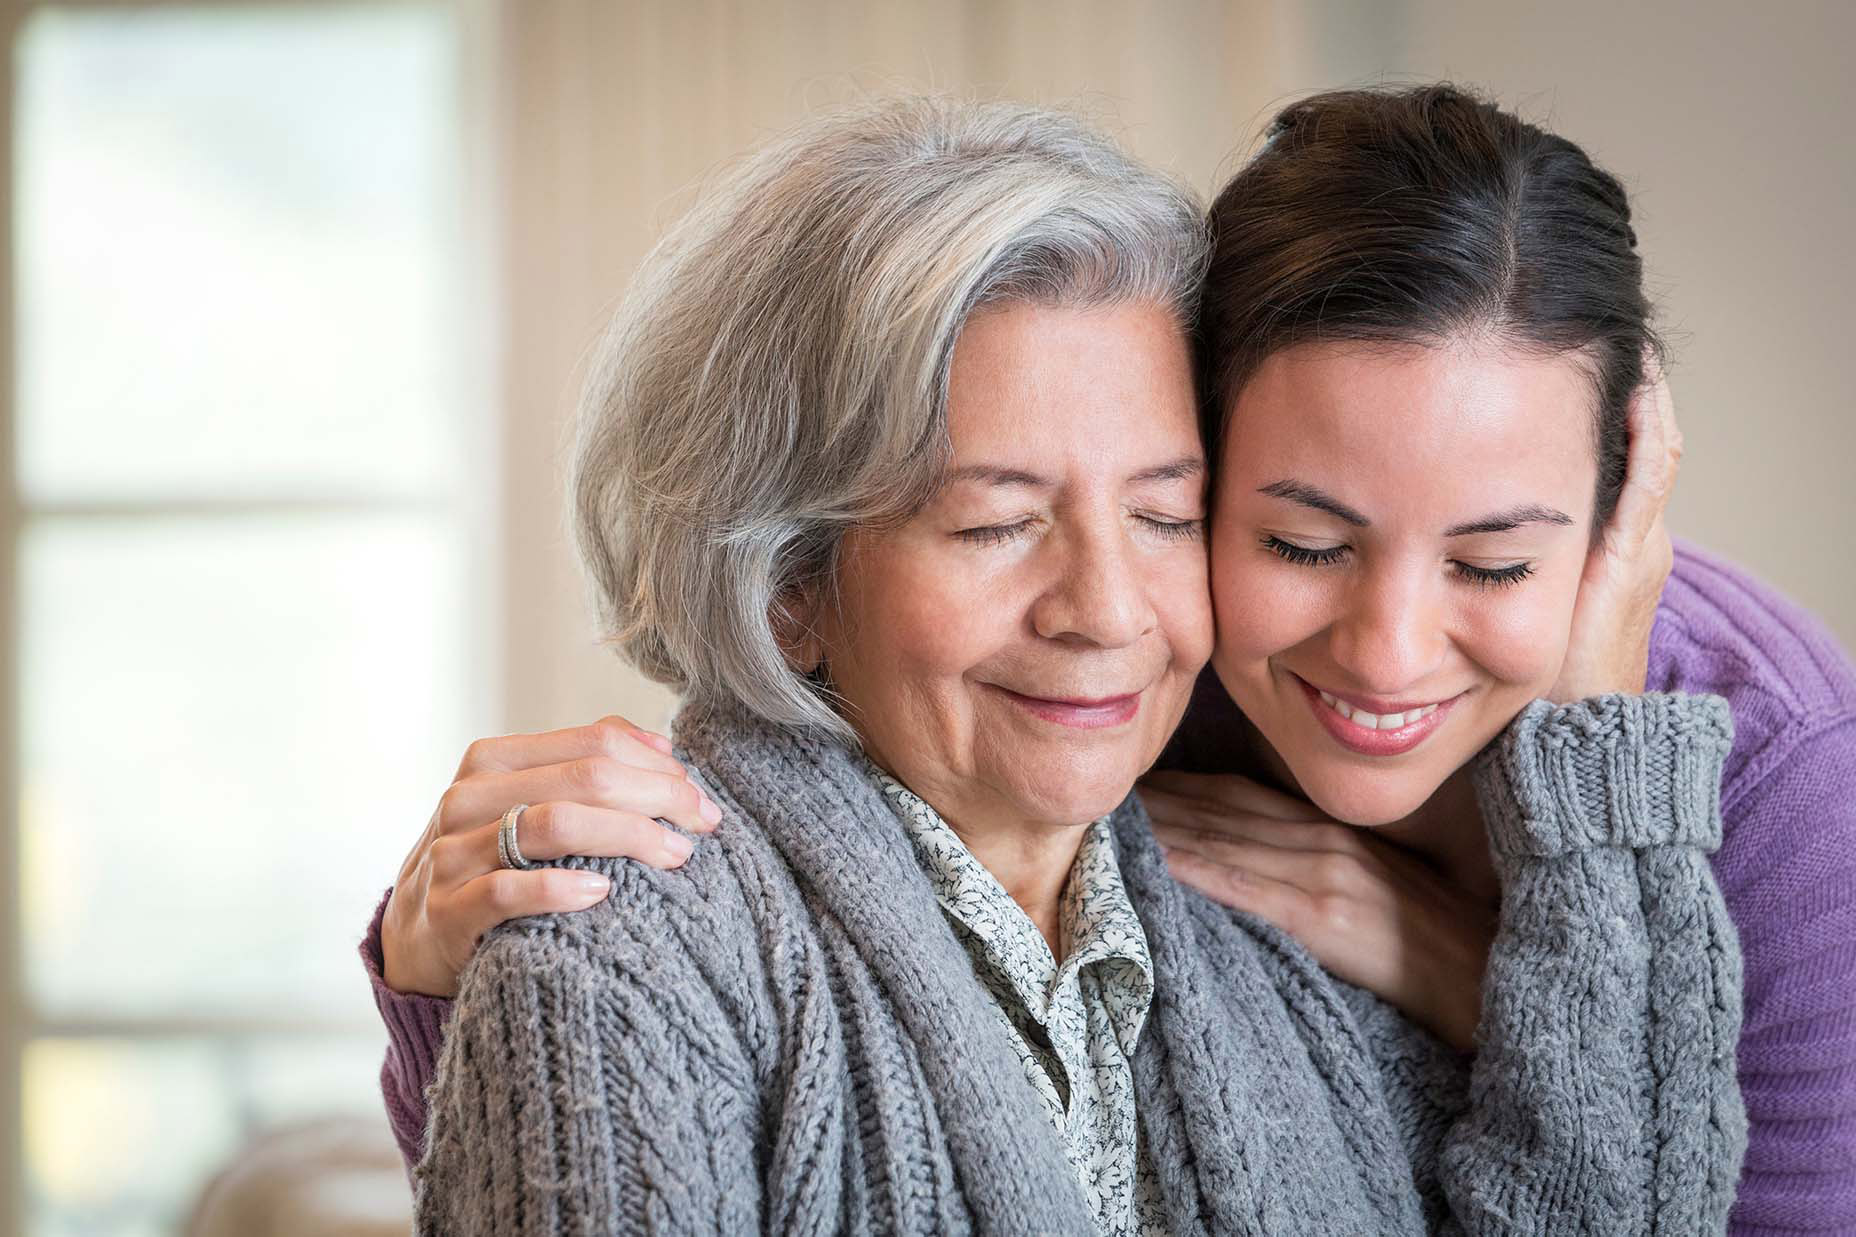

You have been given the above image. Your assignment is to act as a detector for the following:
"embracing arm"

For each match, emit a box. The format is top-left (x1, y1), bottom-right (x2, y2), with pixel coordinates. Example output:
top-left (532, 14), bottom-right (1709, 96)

top-left (359, 715), bottom-right (720, 1175)
top-left (360, 888), bottom-right (454, 1174)
top-left (410, 901), bottom-right (763, 1236)
top-left (1420, 692), bottom-right (1746, 1234)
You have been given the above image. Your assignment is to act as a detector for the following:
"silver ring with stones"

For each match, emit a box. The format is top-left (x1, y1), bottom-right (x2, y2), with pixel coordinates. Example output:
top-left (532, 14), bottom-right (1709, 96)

top-left (497, 803), bottom-right (535, 871)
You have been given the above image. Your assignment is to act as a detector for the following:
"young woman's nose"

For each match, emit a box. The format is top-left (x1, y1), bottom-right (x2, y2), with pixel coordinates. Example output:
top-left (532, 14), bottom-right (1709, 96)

top-left (1030, 521), bottom-right (1156, 649)
top-left (1326, 564), bottom-right (1448, 694)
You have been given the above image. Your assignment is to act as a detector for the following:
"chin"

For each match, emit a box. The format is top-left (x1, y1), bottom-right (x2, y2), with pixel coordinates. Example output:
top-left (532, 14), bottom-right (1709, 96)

top-left (1016, 786), bottom-right (1135, 828)
top-left (1292, 770), bottom-right (1435, 828)
top-left (1007, 764), bottom-right (1142, 827)
top-left (998, 732), bottom-right (1163, 825)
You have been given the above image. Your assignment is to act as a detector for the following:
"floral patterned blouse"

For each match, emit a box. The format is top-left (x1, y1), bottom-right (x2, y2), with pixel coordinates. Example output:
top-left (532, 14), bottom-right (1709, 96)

top-left (867, 762), bottom-right (1170, 1236)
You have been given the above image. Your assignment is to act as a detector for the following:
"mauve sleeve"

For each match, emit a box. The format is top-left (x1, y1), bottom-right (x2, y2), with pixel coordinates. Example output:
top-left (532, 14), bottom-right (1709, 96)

top-left (1723, 717), bottom-right (1856, 1236)
top-left (358, 886), bottom-right (454, 1175)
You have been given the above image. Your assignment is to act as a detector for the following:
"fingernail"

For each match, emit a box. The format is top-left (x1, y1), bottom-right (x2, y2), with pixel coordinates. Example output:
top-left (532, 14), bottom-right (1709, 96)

top-left (662, 831), bottom-right (694, 863)
top-left (699, 795), bottom-right (722, 826)
top-left (640, 731), bottom-right (674, 754)
top-left (578, 873), bottom-right (611, 896)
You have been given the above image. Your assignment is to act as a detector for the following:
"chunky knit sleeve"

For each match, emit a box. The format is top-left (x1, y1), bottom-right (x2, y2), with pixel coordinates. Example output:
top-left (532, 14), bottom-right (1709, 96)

top-left (1432, 692), bottom-right (1747, 1233)
top-left (409, 906), bottom-right (763, 1235)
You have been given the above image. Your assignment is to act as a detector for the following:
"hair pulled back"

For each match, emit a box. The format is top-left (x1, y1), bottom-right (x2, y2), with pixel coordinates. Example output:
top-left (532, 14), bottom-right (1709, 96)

top-left (1201, 84), bottom-right (1656, 526)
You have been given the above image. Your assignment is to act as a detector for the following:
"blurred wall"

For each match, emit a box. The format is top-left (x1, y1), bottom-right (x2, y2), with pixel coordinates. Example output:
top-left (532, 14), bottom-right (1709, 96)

top-left (486, 0), bottom-right (1856, 737)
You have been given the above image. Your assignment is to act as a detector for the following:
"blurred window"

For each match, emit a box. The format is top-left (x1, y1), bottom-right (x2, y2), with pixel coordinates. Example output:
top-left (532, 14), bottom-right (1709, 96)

top-left (10, 3), bottom-right (487, 1232)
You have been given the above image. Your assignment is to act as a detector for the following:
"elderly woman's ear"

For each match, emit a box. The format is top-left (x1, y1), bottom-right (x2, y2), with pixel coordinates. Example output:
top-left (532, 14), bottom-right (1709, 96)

top-left (773, 588), bottom-right (827, 675)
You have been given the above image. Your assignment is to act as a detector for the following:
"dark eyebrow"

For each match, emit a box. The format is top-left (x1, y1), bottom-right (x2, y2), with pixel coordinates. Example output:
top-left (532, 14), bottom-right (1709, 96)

top-left (1444, 504), bottom-right (1575, 537)
top-left (1259, 479), bottom-right (1575, 537)
top-left (1257, 479), bottom-right (1369, 527)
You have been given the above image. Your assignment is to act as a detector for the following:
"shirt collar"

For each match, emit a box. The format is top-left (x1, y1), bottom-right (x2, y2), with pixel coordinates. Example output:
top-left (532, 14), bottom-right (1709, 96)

top-left (863, 759), bottom-right (1154, 1050)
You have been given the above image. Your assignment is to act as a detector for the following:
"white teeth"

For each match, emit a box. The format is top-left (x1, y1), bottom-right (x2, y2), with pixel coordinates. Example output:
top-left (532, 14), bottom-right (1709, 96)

top-left (1315, 688), bottom-right (1439, 731)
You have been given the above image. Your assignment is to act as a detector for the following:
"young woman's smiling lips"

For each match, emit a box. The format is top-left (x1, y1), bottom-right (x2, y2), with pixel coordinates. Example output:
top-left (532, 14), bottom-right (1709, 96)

top-left (1292, 672), bottom-right (1464, 756)
top-left (990, 684), bottom-right (1143, 729)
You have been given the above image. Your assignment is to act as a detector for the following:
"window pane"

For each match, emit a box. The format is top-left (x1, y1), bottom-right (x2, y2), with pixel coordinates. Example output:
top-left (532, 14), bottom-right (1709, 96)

top-left (21, 513), bottom-right (476, 1022)
top-left (13, 3), bottom-right (463, 501)
top-left (25, 1033), bottom-right (399, 1237)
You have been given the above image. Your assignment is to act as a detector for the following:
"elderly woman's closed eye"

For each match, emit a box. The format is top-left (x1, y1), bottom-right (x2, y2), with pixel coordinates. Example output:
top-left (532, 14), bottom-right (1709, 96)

top-left (404, 95), bottom-right (1747, 1237)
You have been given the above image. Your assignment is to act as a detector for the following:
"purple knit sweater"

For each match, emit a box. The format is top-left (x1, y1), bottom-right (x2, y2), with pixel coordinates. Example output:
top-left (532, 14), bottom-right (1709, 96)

top-left (359, 540), bottom-right (1856, 1233)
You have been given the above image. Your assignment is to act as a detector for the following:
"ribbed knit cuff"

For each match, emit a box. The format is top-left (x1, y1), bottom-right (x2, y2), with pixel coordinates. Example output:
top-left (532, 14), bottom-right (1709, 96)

top-left (1472, 693), bottom-right (1734, 862)
top-left (359, 886), bottom-right (454, 1170)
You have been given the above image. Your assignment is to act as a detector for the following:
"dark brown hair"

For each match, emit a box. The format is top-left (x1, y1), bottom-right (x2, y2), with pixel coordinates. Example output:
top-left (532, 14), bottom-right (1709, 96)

top-left (1200, 84), bottom-right (1657, 527)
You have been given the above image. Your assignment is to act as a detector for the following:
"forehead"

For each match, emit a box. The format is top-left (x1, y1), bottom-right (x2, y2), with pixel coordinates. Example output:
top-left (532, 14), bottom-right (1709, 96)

top-left (1224, 339), bottom-right (1597, 508)
top-left (944, 300), bottom-right (1200, 462)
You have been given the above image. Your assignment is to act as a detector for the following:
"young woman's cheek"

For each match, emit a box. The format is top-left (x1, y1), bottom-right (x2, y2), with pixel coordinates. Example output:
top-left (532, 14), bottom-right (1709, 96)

top-left (1452, 577), bottom-right (1581, 691)
top-left (1212, 552), bottom-right (1329, 659)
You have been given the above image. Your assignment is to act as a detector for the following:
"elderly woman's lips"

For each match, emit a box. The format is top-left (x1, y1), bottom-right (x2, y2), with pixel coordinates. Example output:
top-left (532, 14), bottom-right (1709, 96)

top-left (992, 686), bottom-right (1142, 729)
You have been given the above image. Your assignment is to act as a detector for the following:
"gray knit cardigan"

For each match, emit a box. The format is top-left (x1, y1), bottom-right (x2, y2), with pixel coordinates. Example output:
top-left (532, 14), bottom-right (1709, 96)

top-left (413, 692), bottom-right (1746, 1235)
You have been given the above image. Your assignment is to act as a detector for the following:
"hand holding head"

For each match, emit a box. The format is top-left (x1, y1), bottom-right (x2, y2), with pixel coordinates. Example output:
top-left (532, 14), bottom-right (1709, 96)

top-left (1548, 352), bottom-right (1681, 702)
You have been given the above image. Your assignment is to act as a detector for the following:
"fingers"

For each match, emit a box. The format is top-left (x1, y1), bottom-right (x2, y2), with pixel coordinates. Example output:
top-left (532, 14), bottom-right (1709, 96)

top-left (1607, 353), bottom-right (1681, 553)
top-left (438, 802), bottom-right (698, 880)
top-left (1138, 771), bottom-right (1330, 824)
top-left (454, 715), bottom-right (682, 779)
top-left (437, 758), bottom-right (720, 840)
top-left (1156, 820), bottom-right (1386, 895)
top-left (1645, 350), bottom-right (1682, 464)
top-left (447, 866), bottom-right (617, 951)
top-left (1143, 785), bottom-right (1355, 853)
top-left (1160, 845), bottom-right (1310, 932)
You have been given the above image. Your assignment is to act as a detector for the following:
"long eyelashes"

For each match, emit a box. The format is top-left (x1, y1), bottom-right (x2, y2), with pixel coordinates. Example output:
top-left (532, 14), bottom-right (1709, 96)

top-left (1452, 560), bottom-right (1534, 588)
top-left (954, 520), bottom-right (1034, 547)
top-left (1260, 535), bottom-right (1346, 567)
top-left (1139, 517), bottom-right (1206, 542)
top-left (1260, 535), bottom-right (1535, 589)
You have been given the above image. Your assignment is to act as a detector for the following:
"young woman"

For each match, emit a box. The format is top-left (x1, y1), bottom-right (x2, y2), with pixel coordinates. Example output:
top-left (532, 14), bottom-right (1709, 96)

top-left (366, 86), bottom-right (1855, 1231)
top-left (1141, 86), bottom-right (1856, 1234)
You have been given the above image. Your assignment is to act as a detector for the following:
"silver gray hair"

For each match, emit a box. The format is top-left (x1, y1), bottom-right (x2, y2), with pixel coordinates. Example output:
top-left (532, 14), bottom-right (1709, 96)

top-left (570, 95), bottom-right (1208, 739)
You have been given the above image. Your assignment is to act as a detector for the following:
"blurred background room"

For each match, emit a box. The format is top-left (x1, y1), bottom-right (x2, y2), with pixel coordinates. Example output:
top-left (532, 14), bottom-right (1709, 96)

top-left (1, 0), bottom-right (1850, 1233)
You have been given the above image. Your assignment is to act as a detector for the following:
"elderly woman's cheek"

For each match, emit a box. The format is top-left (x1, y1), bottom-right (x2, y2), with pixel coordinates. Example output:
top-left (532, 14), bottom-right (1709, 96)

top-left (1166, 572), bottom-right (1215, 678)
top-left (816, 537), bottom-right (994, 741)
top-left (861, 573), bottom-right (998, 684)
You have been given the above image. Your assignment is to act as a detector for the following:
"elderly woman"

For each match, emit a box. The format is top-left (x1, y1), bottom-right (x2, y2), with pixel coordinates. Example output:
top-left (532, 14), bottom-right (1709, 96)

top-left (402, 97), bottom-right (1743, 1234)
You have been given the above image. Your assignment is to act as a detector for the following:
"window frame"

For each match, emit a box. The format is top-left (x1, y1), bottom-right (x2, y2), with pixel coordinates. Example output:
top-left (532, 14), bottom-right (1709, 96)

top-left (0, 0), bottom-right (502, 1230)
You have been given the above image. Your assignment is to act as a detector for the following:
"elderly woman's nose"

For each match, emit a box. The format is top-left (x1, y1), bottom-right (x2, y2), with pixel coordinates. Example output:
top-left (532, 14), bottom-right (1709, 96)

top-left (1029, 524), bottom-right (1157, 648)
top-left (1326, 566), bottom-right (1447, 693)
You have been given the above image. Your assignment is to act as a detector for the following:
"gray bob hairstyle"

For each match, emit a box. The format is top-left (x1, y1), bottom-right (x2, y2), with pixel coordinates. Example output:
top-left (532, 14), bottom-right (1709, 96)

top-left (570, 95), bottom-right (1208, 739)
